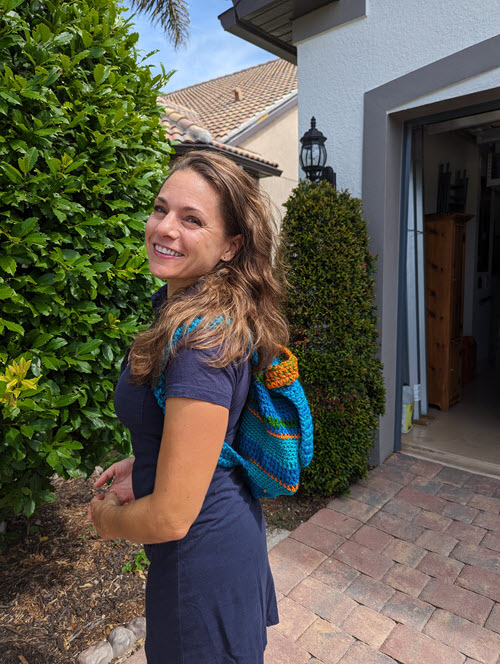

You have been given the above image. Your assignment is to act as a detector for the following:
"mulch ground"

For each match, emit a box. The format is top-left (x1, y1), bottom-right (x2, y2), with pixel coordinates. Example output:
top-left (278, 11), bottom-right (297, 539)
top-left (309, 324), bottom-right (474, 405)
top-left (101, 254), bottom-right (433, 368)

top-left (0, 474), bottom-right (329, 664)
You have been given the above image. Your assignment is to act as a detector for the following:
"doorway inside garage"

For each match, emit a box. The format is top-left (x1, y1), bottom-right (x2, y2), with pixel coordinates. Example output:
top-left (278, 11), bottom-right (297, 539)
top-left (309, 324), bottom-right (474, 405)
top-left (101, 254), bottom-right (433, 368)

top-left (399, 107), bottom-right (500, 476)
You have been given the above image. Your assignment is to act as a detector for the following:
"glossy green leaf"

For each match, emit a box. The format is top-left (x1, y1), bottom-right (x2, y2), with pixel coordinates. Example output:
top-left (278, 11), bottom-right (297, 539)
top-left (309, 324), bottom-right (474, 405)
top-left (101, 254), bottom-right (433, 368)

top-left (0, 256), bottom-right (16, 275)
top-left (46, 450), bottom-right (59, 468)
top-left (53, 393), bottom-right (79, 407)
top-left (2, 319), bottom-right (24, 334)
top-left (0, 285), bottom-right (15, 299)
top-left (14, 217), bottom-right (39, 237)
top-left (44, 337), bottom-right (68, 352)
top-left (2, 162), bottom-right (23, 183)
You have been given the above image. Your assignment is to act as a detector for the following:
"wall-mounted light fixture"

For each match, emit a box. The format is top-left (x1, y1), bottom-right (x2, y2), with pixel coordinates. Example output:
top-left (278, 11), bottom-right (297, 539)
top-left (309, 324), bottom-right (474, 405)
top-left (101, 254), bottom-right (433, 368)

top-left (299, 117), bottom-right (336, 187)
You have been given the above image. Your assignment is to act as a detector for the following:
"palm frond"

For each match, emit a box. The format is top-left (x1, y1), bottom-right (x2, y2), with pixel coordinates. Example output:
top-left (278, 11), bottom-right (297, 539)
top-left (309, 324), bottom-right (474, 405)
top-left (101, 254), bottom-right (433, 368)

top-left (129, 0), bottom-right (190, 48)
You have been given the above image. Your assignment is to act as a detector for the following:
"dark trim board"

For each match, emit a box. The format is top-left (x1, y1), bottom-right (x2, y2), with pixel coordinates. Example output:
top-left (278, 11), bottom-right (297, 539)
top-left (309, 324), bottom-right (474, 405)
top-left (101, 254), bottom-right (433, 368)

top-left (219, 7), bottom-right (297, 63)
top-left (219, 0), bottom-right (361, 64)
top-left (293, 0), bottom-right (366, 44)
top-left (230, 0), bottom-right (333, 21)
top-left (362, 34), bottom-right (500, 465)
top-left (173, 143), bottom-right (282, 178)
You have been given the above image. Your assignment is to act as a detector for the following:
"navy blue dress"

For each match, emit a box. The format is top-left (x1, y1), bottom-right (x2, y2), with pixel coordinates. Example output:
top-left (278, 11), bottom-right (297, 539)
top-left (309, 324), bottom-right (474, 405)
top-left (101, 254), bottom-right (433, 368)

top-left (113, 286), bottom-right (279, 663)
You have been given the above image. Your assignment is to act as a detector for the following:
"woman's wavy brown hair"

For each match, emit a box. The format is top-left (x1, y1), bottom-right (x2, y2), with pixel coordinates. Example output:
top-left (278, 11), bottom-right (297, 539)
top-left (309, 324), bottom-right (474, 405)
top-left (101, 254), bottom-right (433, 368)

top-left (129, 149), bottom-right (289, 384)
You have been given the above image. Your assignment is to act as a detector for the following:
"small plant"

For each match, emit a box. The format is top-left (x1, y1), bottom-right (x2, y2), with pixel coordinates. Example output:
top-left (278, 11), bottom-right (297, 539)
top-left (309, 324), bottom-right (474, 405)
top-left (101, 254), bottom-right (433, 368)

top-left (122, 548), bottom-right (150, 574)
top-left (0, 356), bottom-right (57, 517)
top-left (0, 357), bottom-right (41, 407)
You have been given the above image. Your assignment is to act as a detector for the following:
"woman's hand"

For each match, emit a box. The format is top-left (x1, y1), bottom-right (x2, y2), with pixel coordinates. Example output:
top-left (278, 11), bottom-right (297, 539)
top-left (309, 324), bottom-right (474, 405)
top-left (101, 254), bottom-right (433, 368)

top-left (88, 491), bottom-right (121, 540)
top-left (93, 456), bottom-right (135, 505)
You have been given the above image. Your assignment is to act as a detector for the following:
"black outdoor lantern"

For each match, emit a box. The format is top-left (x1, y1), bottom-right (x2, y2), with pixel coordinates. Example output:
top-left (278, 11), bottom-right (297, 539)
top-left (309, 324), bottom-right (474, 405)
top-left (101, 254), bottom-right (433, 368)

top-left (299, 117), bottom-right (336, 187)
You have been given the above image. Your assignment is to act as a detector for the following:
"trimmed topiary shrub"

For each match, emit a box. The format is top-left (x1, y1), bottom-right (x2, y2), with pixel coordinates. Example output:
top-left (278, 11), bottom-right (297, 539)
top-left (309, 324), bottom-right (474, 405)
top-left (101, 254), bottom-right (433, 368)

top-left (282, 180), bottom-right (385, 496)
top-left (0, 0), bottom-right (172, 519)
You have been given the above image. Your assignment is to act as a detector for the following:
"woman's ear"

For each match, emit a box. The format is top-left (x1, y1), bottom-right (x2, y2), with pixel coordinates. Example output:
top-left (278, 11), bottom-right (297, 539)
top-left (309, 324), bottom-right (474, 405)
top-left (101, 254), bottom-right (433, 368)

top-left (223, 234), bottom-right (243, 261)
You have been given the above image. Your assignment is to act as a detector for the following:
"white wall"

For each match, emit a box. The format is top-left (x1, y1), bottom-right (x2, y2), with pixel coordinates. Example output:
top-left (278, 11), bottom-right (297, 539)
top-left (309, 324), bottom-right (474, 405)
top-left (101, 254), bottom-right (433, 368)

top-left (294, 0), bottom-right (500, 464)
top-left (296, 0), bottom-right (500, 197)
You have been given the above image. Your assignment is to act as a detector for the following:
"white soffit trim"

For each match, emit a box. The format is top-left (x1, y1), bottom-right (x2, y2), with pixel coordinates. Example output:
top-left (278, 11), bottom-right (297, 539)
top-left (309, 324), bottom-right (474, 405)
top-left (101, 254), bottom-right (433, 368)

top-left (427, 108), bottom-right (500, 134)
top-left (223, 91), bottom-right (298, 145)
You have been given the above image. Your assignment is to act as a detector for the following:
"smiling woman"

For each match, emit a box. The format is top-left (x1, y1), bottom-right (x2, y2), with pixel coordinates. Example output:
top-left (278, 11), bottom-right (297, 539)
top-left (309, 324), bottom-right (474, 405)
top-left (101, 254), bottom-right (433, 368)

top-left (145, 169), bottom-right (242, 294)
top-left (88, 150), bottom-right (289, 663)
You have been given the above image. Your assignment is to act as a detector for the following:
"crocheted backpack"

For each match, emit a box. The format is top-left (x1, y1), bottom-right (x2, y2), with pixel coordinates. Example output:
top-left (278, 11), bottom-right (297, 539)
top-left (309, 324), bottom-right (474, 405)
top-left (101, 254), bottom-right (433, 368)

top-left (153, 320), bottom-right (314, 498)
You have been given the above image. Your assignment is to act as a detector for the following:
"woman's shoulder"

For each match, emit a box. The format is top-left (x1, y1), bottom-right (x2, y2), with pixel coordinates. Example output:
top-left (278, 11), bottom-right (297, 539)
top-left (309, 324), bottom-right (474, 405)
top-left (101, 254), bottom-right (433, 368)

top-left (162, 344), bottom-right (250, 409)
top-left (169, 344), bottom-right (250, 380)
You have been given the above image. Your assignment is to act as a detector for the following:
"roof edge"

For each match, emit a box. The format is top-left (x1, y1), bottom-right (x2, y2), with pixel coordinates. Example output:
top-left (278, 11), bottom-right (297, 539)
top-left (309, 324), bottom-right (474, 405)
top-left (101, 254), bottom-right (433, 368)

top-left (219, 7), bottom-right (297, 64)
top-left (172, 143), bottom-right (282, 178)
top-left (224, 92), bottom-right (298, 145)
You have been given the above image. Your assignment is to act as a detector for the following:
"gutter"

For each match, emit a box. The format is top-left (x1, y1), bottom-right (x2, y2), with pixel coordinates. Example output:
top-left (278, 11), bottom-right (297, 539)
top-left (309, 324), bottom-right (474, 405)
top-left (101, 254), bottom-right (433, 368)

top-left (218, 7), bottom-right (297, 64)
top-left (173, 143), bottom-right (283, 179)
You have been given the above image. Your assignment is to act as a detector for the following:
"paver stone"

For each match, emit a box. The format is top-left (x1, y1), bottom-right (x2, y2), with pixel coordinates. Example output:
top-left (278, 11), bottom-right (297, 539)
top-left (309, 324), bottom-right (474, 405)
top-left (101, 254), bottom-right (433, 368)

top-left (288, 576), bottom-right (357, 625)
top-left (381, 623), bottom-right (465, 664)
top-left (341, 604), bottom-right (396, 649)
top-left (424, 609), bottom-right (500, 664)
top-left (297, 618), bottom-right (353, 664)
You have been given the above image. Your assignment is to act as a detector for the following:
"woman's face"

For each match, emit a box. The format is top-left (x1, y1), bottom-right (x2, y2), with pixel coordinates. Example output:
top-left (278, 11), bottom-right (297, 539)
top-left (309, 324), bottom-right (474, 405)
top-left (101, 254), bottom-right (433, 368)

top-left (145, 169), bottom-right (242, 296)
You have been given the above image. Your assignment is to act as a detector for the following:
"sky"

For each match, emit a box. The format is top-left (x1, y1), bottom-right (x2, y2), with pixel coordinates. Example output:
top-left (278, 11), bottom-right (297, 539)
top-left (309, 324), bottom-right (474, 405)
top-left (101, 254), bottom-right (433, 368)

top-left (121, 1), bottom-right (273, 93)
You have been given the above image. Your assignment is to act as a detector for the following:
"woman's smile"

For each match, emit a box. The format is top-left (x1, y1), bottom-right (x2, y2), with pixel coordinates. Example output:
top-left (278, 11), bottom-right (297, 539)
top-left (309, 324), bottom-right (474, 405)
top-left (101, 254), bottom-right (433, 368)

top-left (152, 243), bottom-right (184, 258)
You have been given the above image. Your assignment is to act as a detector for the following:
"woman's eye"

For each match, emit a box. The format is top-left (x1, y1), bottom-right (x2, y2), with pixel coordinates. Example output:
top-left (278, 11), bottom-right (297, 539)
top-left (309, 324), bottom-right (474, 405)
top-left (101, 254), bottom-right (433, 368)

top-left (185, 217), bottom-right (202, 226)
top-left (153, 205), bottom-right (167, 214)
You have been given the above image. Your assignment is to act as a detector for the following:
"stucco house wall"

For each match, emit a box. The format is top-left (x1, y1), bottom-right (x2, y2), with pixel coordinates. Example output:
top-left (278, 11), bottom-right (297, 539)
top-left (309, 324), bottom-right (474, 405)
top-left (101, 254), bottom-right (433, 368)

top-left (295, 0), bottom-right (500, 463)
top-left (296, 0), bottom-right (500, 196)
top-left (238, 104), bottom-right (299, 216)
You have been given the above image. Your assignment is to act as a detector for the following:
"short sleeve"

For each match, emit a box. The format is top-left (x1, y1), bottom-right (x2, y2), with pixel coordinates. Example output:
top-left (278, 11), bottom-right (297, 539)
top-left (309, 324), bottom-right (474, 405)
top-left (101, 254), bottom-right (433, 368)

top-left (163, 346), bottom-right (238, 410)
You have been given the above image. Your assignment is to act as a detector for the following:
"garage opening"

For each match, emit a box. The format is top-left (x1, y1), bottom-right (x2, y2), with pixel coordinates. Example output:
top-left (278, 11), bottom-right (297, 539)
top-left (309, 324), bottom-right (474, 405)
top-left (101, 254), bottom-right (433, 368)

top-left (400, 109), bottom-right (500, 476)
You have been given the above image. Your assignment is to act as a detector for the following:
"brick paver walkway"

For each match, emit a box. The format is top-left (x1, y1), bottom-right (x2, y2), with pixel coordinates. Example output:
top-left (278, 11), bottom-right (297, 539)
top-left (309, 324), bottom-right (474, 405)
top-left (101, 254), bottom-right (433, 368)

top-left (125, 452), bottom-right (500, 663)
top-left (265, 453), bottom-right (500, 664)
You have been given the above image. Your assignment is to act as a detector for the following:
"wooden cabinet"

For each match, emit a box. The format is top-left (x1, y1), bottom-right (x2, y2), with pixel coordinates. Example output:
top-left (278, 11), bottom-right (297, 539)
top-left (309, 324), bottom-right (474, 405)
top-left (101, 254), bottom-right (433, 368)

top-left (424, 213), bottom-right (472, 411)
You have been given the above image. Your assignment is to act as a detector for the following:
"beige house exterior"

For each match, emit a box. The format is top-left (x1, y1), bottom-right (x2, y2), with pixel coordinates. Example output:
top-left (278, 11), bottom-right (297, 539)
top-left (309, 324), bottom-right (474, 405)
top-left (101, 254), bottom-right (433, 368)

top-left (237, 104), bottom-right (298, 215)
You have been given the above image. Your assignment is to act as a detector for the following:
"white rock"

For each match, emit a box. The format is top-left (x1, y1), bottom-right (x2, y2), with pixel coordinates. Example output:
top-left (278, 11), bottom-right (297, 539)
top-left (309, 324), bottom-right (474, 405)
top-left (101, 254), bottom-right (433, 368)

top-left (266, 527), bottom-right (290, 551)
top-left (127, 616), bottom-right (146, 640)
top-left (108, 625), bottom-right (136, 658)
top-left (77, 640), bottom-right (113, 664)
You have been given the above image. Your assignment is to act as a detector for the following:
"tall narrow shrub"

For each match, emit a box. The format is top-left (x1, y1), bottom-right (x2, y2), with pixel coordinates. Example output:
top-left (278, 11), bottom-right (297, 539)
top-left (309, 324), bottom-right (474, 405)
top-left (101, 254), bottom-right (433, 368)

top-left (282, 180), bottom-right (385, 496)
top-left (0, 0), bottom-right (172, 519)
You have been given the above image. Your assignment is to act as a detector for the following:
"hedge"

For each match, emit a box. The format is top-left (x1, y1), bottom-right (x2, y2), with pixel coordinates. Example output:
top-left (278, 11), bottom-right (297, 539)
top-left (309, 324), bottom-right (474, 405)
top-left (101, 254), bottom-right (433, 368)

top-left (282, 180), bottom-right (385, 496)
top-left (0, 0), bottom-right (172, 520)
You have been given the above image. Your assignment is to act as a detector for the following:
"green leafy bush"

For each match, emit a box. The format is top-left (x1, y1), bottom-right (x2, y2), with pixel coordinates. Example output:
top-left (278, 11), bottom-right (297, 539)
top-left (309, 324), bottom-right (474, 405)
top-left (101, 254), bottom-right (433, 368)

top-left (0, 0), bottom-right (172, 519)
top-left (282, 180), bottom-right (385, 496)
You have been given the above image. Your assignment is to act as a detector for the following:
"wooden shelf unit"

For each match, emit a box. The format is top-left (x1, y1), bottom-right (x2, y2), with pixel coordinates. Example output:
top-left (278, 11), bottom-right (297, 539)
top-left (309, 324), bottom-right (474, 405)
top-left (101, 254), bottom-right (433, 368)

top-left (424, 212), bottom-right (472, 411)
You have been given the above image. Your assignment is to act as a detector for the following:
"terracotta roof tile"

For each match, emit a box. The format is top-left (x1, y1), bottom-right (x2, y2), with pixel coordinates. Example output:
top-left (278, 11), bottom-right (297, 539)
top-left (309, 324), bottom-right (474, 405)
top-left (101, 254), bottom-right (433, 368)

top-left (159, 59), bottom-right (297, 141)
top-left (158, 102), bottom-right (279, 170)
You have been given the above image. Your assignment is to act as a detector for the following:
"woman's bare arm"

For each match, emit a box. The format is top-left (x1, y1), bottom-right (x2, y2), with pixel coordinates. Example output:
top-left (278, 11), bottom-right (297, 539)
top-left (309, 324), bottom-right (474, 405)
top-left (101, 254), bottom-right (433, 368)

top-left (89, 397), bottom-right (228, 543)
